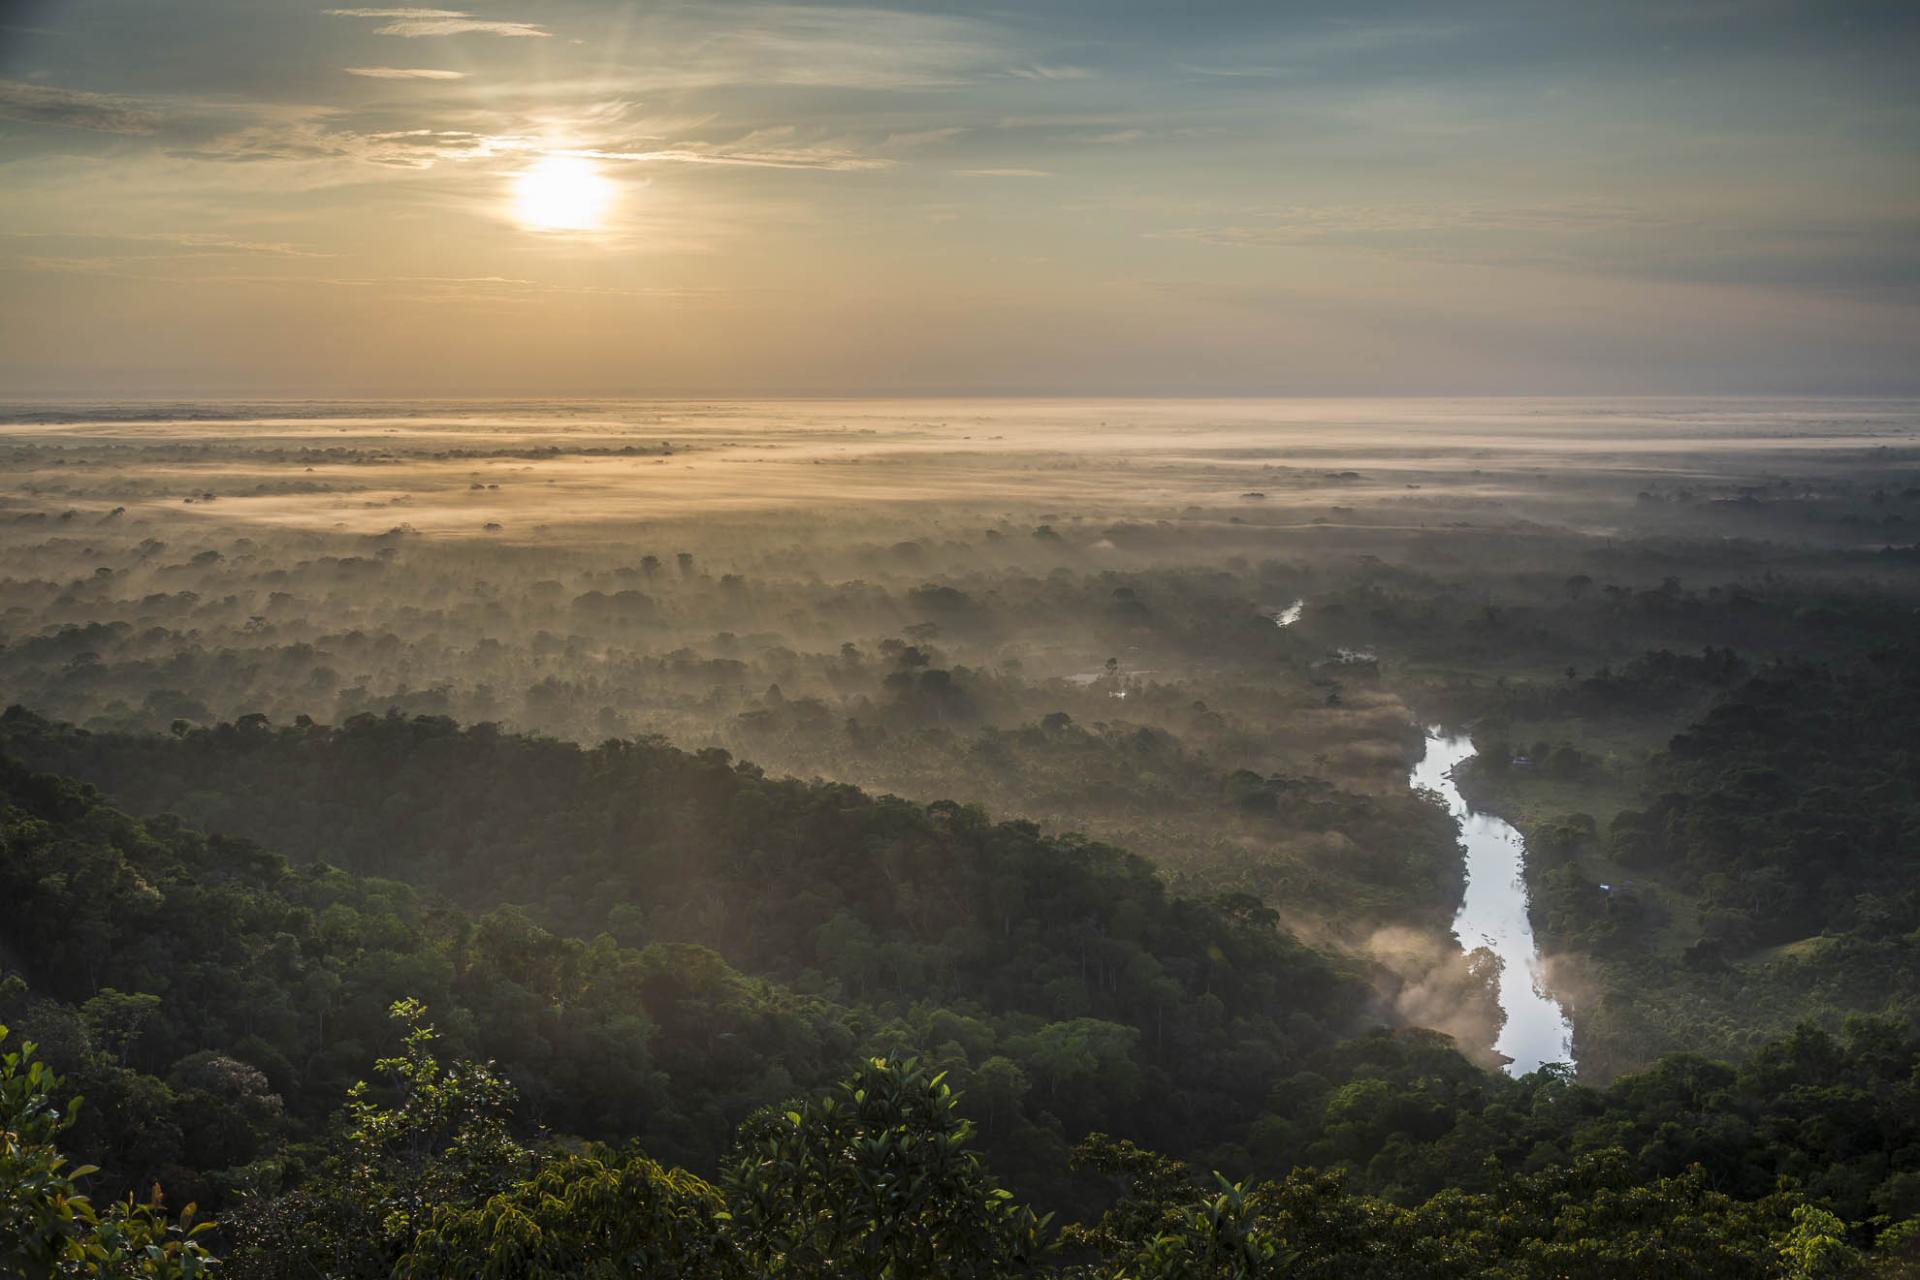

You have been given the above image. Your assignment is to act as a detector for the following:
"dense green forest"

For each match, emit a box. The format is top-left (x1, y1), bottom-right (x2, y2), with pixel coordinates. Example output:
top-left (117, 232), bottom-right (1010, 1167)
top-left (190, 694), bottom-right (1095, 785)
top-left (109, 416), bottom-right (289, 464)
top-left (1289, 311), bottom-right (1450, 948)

top-left (1459, 644), bottom-right (1920, 1079)
top-left (0, 706), bottom-right (1372, 1203)
top-left (3, 711), bottom-right (1919, 1275)
top-left (10, 1003), bottom-right (1908, 1278)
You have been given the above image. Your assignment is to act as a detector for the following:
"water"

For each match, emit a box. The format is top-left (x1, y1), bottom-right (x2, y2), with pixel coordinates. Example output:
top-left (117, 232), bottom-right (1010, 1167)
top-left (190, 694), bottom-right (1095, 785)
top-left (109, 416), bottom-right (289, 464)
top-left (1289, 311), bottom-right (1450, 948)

top-left (1410, 727), bottom-right (1575, 1076)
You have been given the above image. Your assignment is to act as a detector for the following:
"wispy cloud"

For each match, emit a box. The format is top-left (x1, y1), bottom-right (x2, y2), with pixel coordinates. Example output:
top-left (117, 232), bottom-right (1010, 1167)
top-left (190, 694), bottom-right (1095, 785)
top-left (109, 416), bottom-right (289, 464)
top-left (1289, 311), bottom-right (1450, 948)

top-left (601, 6), bottom-right (1006, 90)
top-left (387, 275), bottom-right (731, 302)
top-left (878, 127), bottom-right (969, 150)
top-left (1140, 202), bottom-right (1889, 291)
top-left (954, 168), bottom-right (1050, 178)
top-left (159, 95), bottom-right (899, 180)
top-left (4, 231), bottom-right (331, 259)
top-left (321, 275), bottom-right (726, 302)
top-left (586, 127), bottom-right (894, 172)
top-left (345, 66), bottom-right (468, 79)
top-left (173, 120), bottom-right (521, 169)
top-left (0, 79), bottom-right (158, 134)
top-left (6, 260), bottom-right (731, 304)
top-left (1004, 64), bottom-right (1093, 81)
top-left (326, 8), bottom-right (549, 38)
top-left (1178, 63), bottom-right (1289, 79)
top-left (1154, 203), bottom-right (1668, 248)
top-left (592, 148), bottom-right (890, 172)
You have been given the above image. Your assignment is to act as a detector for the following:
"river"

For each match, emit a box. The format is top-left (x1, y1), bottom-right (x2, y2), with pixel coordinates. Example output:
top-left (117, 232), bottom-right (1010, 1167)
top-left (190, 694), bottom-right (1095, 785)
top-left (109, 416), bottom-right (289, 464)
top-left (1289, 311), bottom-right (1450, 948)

top-left (1409, 728), bottom-right (1576, 1076)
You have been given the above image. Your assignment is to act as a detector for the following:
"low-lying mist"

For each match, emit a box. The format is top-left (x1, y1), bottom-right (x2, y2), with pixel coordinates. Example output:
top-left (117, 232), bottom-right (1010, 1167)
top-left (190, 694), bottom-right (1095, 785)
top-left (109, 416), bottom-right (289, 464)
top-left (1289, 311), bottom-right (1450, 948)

top-left (4, 395), bottom-right (1917, 1069)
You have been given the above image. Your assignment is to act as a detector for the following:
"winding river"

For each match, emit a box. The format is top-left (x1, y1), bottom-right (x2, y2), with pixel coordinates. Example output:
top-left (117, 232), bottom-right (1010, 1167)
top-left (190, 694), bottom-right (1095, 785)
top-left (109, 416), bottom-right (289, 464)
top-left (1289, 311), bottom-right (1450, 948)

top-left (1410, 728), bottom-right (1576, 1075)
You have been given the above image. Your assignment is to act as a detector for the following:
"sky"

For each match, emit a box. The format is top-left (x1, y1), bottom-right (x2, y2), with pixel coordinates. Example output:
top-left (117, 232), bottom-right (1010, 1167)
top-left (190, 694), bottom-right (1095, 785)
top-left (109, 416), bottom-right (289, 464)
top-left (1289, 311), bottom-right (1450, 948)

top-left (0, 0), bottom-right (1916, 398)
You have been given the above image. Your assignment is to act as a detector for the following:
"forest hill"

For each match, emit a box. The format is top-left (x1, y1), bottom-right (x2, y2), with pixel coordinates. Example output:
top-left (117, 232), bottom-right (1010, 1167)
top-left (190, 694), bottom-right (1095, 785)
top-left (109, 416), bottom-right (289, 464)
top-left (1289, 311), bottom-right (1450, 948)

top-left (1, 708), bottom-right (1918, 1275)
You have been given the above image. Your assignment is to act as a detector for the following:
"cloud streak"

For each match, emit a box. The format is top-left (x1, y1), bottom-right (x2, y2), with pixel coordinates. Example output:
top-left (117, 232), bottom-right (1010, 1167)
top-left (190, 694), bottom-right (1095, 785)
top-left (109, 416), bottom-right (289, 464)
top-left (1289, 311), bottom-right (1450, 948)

top-left (172, 120), bottom-right (520, 169)
top-left (8, 262), bottom-right (730, 305)
top-left (326, 8), bottom-right (549, 38)
top-left (4, 231), bottom-right (331, 259)
top-left (345, 67), bottom-right (468, 79)
top-left (0, 79), bottom-right (158, 134)
top-left (585, 127), bottom-right (896, 172)
top-left (1153, 203), bottom-right (1670, 248)
top-left (593, 148), bottom-right (891, 172)
top-left (1004, 64), bottom-right (1093, 81)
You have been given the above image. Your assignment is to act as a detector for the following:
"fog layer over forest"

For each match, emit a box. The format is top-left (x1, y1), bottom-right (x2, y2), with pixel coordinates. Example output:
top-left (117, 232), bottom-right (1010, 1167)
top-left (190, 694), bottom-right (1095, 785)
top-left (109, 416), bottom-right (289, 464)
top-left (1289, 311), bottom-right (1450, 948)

top-left (6, 397), bottom-right (1917, 1049)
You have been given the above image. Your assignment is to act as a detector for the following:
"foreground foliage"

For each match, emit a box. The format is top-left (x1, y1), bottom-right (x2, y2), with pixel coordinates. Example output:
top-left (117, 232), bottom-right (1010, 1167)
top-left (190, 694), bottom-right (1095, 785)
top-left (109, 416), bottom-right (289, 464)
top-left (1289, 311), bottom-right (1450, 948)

top-left (1, 1028), bottom-right (216, 1277)
top-left (12, 1003), bottom-right (1915, 1278)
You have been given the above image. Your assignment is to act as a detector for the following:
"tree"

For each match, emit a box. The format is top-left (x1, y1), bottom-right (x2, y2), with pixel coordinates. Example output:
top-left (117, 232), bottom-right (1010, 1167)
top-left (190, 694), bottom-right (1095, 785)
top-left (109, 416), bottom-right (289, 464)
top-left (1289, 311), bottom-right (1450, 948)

top-left (0, 1025), bottom-right (218, 1278)
top-left (724, 1055), bottom-right (1051, 1278)
top-left (1121, 1174), bottom-right (1293, 1280)
top-left (223, 999), bottom-right (529, 1279)
top-left (407, 1147), bottom-right (743, 1280)
top-left (968, 1056), bottom-right (1030, 1134)
top-left (1778, 1205), bottom-right (1864, 1280)
top-left (79, 991), bottom-right (162, 1068)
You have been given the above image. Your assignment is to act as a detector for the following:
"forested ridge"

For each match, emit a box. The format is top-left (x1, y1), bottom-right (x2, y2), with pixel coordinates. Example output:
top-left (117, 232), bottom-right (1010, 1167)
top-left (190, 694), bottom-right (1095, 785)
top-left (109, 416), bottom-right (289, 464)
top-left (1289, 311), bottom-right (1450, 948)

top-left (0, 704), bottom-right (1357, 1013)
top-left (0, 705), bottom-right (1369, 1202)
top-left (4, 708), bottom-right (1920, 1276)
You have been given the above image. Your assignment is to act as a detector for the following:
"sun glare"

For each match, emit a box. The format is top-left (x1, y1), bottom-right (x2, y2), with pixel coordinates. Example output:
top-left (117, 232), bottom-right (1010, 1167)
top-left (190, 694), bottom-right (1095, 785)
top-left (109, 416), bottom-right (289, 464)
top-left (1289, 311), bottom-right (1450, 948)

top-left (512, 154), bottom-right (613, 232)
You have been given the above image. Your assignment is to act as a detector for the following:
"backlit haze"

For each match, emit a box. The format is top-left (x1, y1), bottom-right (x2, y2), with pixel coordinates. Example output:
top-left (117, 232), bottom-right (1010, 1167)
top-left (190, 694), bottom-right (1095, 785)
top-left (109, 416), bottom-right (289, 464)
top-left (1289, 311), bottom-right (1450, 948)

top-left (1, 1), bottom-right (1918, 397)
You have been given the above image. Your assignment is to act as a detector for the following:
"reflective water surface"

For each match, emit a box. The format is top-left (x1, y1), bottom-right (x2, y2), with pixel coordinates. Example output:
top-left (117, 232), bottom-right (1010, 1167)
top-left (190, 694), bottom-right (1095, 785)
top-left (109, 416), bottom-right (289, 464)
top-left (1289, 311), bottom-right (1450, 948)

top-left (1410, 728), bottom-right (1575, 1076)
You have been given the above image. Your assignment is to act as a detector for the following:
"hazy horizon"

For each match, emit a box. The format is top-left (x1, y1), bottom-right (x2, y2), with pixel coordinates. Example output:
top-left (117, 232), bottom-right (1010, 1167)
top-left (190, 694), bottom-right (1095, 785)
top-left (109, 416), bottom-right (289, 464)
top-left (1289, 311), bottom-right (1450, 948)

top-left (7, 391), bottom-right (1920, 408)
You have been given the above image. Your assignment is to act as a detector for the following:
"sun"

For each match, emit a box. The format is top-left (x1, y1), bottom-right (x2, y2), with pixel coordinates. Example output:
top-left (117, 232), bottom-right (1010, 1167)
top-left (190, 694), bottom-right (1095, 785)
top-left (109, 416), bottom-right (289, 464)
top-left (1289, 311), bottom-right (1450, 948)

top-left (512, 154), bottom-right (613, 232)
